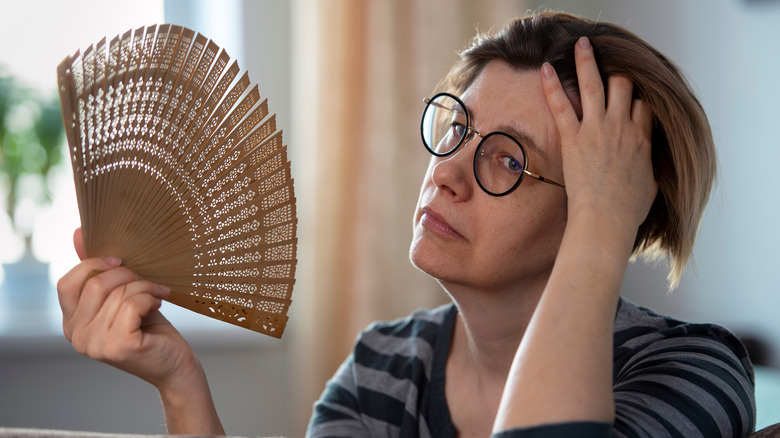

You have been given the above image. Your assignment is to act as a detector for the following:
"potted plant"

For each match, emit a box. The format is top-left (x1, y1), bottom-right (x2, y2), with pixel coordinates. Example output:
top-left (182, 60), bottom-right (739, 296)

top-left (0, 65), bottom-right (65, 317)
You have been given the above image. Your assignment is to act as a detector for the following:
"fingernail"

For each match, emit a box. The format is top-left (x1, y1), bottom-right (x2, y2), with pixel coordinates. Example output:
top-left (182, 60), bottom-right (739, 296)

top-left (578, 36), bottom-right (591, 49)
top-left (542, 62), bottom-right (554, 78)
top-left (158, 284), bottom-right (171, 296)
top-left (103, 257), bottom-right (122, 266)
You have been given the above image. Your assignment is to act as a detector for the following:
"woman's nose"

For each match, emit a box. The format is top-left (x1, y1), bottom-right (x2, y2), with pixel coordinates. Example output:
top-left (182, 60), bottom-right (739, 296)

top-left (430, 139), bottom-right (475, 200)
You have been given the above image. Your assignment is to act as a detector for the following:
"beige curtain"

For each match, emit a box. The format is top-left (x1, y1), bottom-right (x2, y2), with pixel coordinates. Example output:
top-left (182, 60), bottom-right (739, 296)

top-left (289, 1), bottom-right (527, 434)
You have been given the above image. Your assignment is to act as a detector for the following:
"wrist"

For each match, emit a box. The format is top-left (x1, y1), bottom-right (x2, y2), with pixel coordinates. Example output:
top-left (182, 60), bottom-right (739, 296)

top-left (557, 206), bottom-right (638, 293)
top-left (567, 202), bottom-right (639, 251)
top-left (155, 345), bottom-right (205, 393)
top-left (157, 353), bottom-right (225, 435)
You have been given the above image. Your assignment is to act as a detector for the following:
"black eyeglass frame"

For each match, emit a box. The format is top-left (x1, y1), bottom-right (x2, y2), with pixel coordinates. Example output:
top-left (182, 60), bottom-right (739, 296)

top-left (421, 92), bottom-right (565, 196)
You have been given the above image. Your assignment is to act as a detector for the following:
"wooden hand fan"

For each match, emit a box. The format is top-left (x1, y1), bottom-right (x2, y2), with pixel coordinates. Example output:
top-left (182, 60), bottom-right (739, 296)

top-left (56, 24), bottom-right (297, 338)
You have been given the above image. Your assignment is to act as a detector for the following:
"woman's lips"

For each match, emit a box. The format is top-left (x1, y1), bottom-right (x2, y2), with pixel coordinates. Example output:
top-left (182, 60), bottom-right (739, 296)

top-left (421, 207), bottom-right (465, 239)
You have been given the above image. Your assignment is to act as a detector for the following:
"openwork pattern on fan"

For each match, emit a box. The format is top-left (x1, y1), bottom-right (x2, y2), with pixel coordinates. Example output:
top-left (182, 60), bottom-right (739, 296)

top-left (57, 24), bottom-right (298, 337)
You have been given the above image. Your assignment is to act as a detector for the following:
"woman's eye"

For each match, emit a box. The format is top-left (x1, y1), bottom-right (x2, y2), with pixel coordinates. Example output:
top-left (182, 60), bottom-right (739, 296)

top-left (449, 122), bottom-right (466, 138)
top-left (501, 155), bottom-right (523, 172)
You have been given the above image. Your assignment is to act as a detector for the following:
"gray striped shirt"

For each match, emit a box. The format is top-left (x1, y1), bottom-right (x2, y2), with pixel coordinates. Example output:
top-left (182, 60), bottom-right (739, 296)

top-left (308, 298), bottom-right (755, 437)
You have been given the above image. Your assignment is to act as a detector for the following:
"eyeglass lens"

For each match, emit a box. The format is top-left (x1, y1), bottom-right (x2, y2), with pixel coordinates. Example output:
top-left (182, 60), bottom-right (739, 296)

top-left (474, 133), bottom-right (526, 195)
top-left (421, 94), bottom-right (466, 156)
top-left (422, 94), bottom-right (527, 195)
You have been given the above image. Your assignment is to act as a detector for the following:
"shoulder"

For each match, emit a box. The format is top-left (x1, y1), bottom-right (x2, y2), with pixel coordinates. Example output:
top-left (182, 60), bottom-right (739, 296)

top-left (359, 304), bottom-right (454, 347)
top-left (350, 304), bottom-right (455, 375)
top-left (612, 298), bottom-right (756, 437)
top-left (308, 304), bottom-right (456, 436)
top-left (614, 298), bottom-right (754, 382)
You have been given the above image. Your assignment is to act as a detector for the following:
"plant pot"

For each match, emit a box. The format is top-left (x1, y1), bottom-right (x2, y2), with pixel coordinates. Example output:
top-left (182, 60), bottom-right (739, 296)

top-left (1, 235), bottom-right (53, 333)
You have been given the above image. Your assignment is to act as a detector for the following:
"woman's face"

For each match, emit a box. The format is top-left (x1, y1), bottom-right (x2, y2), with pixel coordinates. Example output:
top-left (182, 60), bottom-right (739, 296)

top-left (410, 60), bottom-right (568, 294)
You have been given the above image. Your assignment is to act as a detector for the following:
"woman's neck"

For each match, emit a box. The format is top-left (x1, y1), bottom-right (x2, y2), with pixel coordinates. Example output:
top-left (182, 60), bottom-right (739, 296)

top-left (444, 275), bottom-right (547, 381)
top-left (442, 278), bottom-right (548, 436)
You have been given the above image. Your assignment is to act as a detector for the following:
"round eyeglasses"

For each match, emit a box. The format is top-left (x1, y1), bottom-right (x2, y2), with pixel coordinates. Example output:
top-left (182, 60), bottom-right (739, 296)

top-left (420, 92), bottom-right (565, 196)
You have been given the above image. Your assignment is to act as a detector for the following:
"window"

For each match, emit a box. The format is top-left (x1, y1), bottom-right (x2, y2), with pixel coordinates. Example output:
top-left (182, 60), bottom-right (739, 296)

top-left (0, 0), bottom-right (260, 337)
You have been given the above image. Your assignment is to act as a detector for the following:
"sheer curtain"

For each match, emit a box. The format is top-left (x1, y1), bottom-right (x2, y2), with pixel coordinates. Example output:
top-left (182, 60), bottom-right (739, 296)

top-left (288, 0), bottom-right (527, 433)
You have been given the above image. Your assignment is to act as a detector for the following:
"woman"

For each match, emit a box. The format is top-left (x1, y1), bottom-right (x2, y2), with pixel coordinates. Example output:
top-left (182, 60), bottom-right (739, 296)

top-left (57, 11), bottom-right (755, 437)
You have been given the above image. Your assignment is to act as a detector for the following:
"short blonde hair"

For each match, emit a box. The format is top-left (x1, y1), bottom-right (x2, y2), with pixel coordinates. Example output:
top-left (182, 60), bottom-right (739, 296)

top-left (439, 12), bottom-right (716, 288)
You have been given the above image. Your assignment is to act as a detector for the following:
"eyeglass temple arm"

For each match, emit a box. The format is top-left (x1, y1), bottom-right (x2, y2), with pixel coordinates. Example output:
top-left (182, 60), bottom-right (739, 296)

top-left (524, 170), bottom-right (565, 189)
top-left (424, 97), bottom-right (482, 140)
top-left (423, 98), bottom-right (454, 112)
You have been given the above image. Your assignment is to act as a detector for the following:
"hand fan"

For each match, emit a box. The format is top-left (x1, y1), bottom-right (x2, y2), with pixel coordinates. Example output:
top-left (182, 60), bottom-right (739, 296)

top-left (56, 24), bottom-right (297, 338)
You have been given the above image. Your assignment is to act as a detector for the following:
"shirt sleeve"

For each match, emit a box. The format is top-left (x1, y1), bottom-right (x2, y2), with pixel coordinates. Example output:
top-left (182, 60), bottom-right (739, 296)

top-left (491, 422), bottom-right (611, 438)
top-left (611, 323), bottom-right (756, 437)
top-left (494, 324), bottom-right (756, 438)
top-left (307, 353), bottom-right (371, 437)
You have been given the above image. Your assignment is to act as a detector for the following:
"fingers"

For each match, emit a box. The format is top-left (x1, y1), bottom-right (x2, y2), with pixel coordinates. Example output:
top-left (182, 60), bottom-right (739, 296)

top-left (572, 37), bottom-right (636, 123)
top-left (543, 36), bottom-right (649, 132)
top-left (541, 62), bottom-right (580, 139)
top-left (73, 228), bottom-right (85, 260)
top-left (631, 98), bottom-right (654, 134)
top-left (573, 37), bottom-right (606, 119)
top-left (57, 256), bottom-right (123, 319)
top-left (67, 277), bottom-right (169, 346)
top-left (607, 75), bottom-right (634, 120)
top-left (73, 268), bottom-right (138, 321)
top-left (69, 269), bottom-right (165, 332)
top-left (58, 257), bottom-right (170, 342)
top-left (541, 36), bottom-right (618, 139)
top-left (72, 286), bottom-right (165, 360)
top-left (115, 292), bottom-right (165, 339)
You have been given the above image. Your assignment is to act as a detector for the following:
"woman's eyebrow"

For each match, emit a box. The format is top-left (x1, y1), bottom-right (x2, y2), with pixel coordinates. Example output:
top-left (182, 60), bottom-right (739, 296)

top-left (496, 124), bottom-right (547, 159)
top-left (465, 101), bottom-right (549, 161)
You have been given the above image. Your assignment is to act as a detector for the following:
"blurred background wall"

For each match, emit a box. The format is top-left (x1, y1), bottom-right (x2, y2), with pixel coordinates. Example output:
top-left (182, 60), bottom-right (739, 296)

top-left (0, 0), bottom-right (778, 437)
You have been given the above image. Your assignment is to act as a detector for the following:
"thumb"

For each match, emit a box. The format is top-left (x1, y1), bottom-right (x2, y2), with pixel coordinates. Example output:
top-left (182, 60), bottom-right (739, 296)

top-left (73, 227), bottom-right (85, 260)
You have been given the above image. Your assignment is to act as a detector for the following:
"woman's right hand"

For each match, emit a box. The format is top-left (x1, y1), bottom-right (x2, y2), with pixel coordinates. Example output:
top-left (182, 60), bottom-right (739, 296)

top-left (57, 228), bottom-right (191, 387)
top-left (57, 228), bottom-right (225, 434)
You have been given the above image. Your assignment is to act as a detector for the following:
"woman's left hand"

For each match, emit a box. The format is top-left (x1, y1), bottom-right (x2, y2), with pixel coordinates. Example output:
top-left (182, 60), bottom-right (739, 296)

top-left (541, 36), bottom-right (657, 231)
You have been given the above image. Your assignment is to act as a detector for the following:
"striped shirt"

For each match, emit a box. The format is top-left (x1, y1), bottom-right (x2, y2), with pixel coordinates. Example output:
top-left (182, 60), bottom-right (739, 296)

top-left (307, 298), bottom-right (756, 437)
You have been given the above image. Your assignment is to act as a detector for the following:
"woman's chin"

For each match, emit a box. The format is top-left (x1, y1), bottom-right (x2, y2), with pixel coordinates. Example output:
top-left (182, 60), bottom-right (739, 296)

top-left (410, 242), bottom-right (438, 277)
top-left (409, 244), bottom-right (456, 284)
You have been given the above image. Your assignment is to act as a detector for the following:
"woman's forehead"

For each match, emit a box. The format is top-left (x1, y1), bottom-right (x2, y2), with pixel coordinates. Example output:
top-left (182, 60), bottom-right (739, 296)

top-left (460, 61), bottom-right (557, 159)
